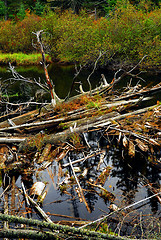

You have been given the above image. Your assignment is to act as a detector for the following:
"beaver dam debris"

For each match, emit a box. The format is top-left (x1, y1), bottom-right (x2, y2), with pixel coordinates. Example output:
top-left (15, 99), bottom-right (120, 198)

top-left (0, 33), bottom-right (161, 238)
top-left (0, 66), bottom-right (161, 238)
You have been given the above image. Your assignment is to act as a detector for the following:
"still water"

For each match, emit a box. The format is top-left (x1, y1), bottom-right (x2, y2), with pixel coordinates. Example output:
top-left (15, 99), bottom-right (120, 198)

top-left (1, 63), bottom-right (161, 102)
top-left (0, 63), bottom-right (114, 101)
top-left (0, 63), bottom-right (161, 236)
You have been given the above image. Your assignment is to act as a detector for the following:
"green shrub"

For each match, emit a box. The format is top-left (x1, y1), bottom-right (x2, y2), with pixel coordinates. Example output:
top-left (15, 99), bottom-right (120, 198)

top-left (0, 14), bottom-right (43, 53)
top-left (48, 10), bottom-right (114, 64)
top-left (0, 2), bottom-right (161, 69)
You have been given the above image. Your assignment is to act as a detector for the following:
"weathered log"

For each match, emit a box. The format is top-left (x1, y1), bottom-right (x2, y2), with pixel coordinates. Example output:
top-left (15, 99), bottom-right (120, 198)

top-left (0, 97), bottom-right (150, 133)
top-left (37, 144), bottom-right (52, 164)
top-left (0, 105), bottom-right (52, 129)
top-left (0, 137), bottom-right (26, 143)
top-left (0, 213), bottom-right (124, 240)
top-left (19, 104), bottom-right (158, 152)
top-left (0, 229), bottom-right (57, 240)
top-left (0, 116), bottom-right (63, 132)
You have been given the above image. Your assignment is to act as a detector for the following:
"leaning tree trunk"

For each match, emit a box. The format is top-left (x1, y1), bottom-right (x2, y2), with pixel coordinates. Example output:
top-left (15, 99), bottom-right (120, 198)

top-left (35, 30), bottom-right (61, 107)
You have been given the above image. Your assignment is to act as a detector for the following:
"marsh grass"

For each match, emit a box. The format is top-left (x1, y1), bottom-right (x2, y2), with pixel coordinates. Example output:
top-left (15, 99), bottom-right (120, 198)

top-left (0, 53), bottom-right (52, 65)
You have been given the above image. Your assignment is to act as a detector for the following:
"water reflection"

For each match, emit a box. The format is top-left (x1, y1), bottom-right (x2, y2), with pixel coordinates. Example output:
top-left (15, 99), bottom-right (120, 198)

top-left (0, 130), bottom-right (160, 237)
top-left (0, 63), bottom-right (114, 100)
top-left (1, 63), bottom-right (161, 104)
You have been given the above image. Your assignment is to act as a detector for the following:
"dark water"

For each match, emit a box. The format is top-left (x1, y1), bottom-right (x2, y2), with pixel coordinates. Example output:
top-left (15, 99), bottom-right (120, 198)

top-left (1, 63), bottom-right (161, 103)
top-left (1, 132), bottom-right (159, 237)
top-left (0, 64), bottom-right (113, 101)
top-left (0, 64), bottom-right (161, 237)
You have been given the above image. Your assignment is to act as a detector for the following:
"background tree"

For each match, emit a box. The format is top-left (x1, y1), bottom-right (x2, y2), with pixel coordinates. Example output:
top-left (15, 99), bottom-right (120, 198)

top-left (0, 0), bottom-right (6, 19)
top-left (2, 0), bottom-right (161, 20)
top-left (47, 0), bottom-right (84, 14)
top-left (17, 3), bottom-right (26, 20)
top-left (34, 0), bottom-right (45, 16)
top-left (2, 0), bottom-right (47, 19)
top-left (83, 0), bottom-right (117, 16)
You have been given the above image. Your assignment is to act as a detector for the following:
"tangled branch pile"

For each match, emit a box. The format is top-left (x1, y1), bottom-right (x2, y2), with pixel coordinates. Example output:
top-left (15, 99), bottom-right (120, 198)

top-left (0, 48), bottom-right (161, 238)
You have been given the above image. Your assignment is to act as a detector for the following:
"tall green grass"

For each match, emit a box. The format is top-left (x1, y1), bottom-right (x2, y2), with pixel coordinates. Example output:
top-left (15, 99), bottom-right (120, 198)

top-left (0, 53), bottom-right (51, 65)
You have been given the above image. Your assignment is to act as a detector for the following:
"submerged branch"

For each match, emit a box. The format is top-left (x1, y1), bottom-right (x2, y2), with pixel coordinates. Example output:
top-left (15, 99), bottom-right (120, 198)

top-left (79, 191), bottom-right (161, 229)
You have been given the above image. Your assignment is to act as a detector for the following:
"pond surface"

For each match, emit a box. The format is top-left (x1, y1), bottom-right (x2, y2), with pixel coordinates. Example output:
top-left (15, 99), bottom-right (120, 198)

top-left (0, 64), bottom-right (161, 237)
top-left (1, 63), bottom-right (161, 102)
top-left (0, 64), bottom-right (114, 101)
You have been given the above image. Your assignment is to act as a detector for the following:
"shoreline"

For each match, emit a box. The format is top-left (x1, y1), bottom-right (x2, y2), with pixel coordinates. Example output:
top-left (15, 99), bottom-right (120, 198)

top-left (0, 53), bottom-right (52, 66)
top-left (0, 52), bottom-right (161, 73)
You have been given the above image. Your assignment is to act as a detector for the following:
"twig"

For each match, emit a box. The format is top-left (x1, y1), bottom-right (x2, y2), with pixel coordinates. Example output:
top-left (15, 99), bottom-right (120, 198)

top-left (66, 64), bottom-right (85, 100)
top-left (0, 185), bottom-right (11, 199)
top-left (68, 157), bottom-right (91, 213)
top-left (87, 51), bottom-right (107, 93)
top-left (139, 211), bottom-right (144, 238)
top-left (100, 55), bottom-right (148, 95)
top-left (109, 126), bottom-right (160, 146)
top-left (21, 182), bottom-right (30, 207)
top-left (82, 132), bottom-right (91, 148)
top-left (27, 194), bottom-right (53, 223)
top-left (62, 150), bottom-right (104, 168)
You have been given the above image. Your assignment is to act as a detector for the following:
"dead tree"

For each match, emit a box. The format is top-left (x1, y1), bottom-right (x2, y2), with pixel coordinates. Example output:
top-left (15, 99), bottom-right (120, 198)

top-left (33, 30), bottom-right (61, 107)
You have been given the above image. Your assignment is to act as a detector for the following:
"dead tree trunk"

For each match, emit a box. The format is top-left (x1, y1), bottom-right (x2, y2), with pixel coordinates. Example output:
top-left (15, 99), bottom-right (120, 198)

top-left (34, 30), bottom-right (61, 106)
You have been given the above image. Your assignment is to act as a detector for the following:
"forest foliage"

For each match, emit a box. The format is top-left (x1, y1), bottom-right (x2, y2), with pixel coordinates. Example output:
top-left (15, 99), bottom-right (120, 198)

top-left (0, 0), bottom-right (161, 69)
